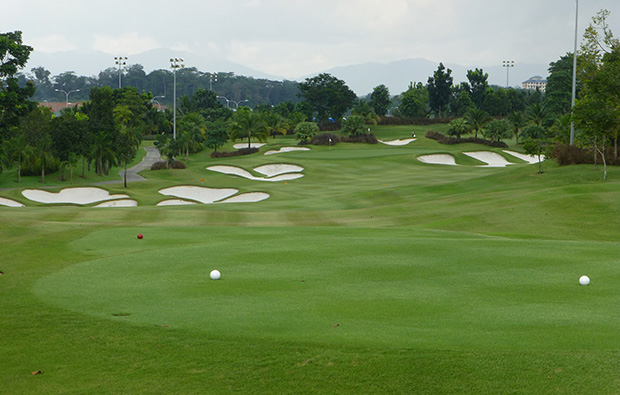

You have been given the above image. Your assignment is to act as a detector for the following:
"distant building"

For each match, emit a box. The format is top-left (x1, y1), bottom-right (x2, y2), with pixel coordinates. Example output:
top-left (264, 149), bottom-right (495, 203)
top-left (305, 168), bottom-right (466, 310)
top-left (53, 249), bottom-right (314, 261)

top-left (38, 101), bottom-right (83, 115)
top-left (522, 76), bottom-right (547, 92)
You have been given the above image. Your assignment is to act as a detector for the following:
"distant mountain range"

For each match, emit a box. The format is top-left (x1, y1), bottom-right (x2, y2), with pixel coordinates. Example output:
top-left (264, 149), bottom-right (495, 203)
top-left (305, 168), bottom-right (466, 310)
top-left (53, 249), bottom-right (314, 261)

top-left (26, 49), bottom-right (550, 96)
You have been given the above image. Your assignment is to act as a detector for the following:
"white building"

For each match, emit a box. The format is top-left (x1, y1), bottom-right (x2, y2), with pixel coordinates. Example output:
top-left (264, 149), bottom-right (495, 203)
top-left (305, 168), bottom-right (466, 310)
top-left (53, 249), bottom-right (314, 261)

top-left (522, 76), bottom-right (547, 92)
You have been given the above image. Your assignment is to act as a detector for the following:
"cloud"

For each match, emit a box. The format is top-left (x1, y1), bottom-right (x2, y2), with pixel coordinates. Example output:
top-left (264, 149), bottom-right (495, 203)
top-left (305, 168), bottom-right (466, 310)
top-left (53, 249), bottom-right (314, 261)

top-left (93, 33), bottom-right (161, 55)
top-left (28, 34), bottom-right (76, 53)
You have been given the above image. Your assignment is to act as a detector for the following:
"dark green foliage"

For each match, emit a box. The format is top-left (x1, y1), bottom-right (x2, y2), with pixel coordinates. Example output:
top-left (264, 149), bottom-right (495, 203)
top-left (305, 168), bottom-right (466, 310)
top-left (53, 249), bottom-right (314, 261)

top-left (308, 132), bottom-right (340, 146)
top-left (297, 73), bottom-right (356, 126)
top-left (210, 147), bottom-right (258, 158)
top-left (150, 161), bottom-right (168, 170)
top-left (369, 84), bottom-right (391, 116)
top-left (170, 160), bottom-right (186, 169)
top-left (342, 115), bottom-right (367, 137)
top-left (378, 116), bottom-right (453, 125)
top-left (425, 130), bottom-right (508, 148)
top-left (427, 63), bottom-right (453, 116)
top-left (294, 121), bottom-right (319, 143)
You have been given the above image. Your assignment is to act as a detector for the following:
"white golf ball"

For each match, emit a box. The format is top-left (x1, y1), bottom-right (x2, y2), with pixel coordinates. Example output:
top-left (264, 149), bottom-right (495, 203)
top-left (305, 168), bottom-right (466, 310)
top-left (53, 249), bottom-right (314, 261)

top-left (210, 270), bottom-right (221, 280)
top-left (579, 275), bottom-right (590, 286)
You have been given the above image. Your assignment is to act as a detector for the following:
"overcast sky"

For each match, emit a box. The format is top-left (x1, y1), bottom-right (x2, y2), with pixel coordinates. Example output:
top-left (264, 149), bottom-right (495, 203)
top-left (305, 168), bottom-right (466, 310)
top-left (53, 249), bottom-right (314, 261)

top-left (3, 0), bottom-right (619, 79)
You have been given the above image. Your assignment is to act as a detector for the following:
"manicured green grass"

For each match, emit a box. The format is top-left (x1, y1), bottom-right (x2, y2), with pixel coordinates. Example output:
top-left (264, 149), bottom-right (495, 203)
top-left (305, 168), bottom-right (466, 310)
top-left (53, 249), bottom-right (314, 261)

top-left (2, 126), bottom-right (620, 393)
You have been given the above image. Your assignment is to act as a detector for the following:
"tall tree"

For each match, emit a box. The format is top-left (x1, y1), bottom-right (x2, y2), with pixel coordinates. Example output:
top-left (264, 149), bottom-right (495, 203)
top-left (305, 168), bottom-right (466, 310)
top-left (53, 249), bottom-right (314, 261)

top-left (466, 68), bottom-right (489, 108)
top-left (297, 73), bottom-right (356, 126)
top-left (369, 84), bottom-right (391, 116)
top-left (0, 31), bottom-right (35, 139)
top-left (398, 82), bottom-right (428, 118)
top-left (427, 63), bottom-right (453, 117)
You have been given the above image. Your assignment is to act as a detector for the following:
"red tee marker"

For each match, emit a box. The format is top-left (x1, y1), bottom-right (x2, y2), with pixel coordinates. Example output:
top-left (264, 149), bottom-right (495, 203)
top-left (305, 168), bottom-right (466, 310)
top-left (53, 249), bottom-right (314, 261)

top-left (137, 234), bottom-right (143, 239)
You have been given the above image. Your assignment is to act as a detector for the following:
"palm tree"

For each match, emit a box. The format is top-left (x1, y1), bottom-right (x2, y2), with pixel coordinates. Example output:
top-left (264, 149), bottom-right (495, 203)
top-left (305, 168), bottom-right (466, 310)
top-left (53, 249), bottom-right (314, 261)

top-left (178, 112), bottom-right (206, 161)
top-left (32, 135), bottom-right (54, 183)
top-left (507, 111), bottom-right (528, 143)
top-left (228, 107), bottom-right (269, 149)
top-left (526, 102), bottom-right (551, 127)
top-left (263, 112), bottom-right (289, 139)
top-left (447, 118), bottom-right (469, 139)
top-left (90, 130), bottom-right (115, 176)
top-left (9, 133), bottom-right (32, 183)
top-left (464, 108), bottom-right (491, 139)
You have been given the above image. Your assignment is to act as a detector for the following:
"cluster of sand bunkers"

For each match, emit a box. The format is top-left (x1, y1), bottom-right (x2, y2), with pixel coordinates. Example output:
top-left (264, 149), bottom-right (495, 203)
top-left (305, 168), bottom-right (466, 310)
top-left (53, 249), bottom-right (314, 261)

top-left (0, 140), bottom-right (542, 207)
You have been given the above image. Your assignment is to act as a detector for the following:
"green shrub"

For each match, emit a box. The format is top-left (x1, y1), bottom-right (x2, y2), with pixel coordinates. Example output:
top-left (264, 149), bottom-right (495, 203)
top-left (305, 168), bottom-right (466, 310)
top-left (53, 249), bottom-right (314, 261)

top-left (425, 130), bottom-right (508, 148)
top-left (210, 148), bottom-right (259, 158)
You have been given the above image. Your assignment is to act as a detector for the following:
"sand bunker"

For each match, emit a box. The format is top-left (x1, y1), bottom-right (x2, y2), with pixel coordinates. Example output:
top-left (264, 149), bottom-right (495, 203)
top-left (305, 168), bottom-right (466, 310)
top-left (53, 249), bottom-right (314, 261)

top-left (503, 150), bottom-right (545, 164)
top-left (464, 151), bottom-right (514, 167)
top-left (219, 192), bottom-right (270, 203)
top-left (264, 147), bottom-right (310, 156)
top-left (158, 186), bottom-right (269, 206)
top-left (233, 143), bottom-right (266, 149)
top-left (94, 200), bottom-right (138, 208)
top-left (22, 187), bottom-right (129, 205)
top-left (417, 154), bottom-right (458, 166)
top-left (207, 164), bottom-right (304, 182)
top-left (156, 199), bottom-right (198, 206)
top-left (378, 138), bottom-right (416, 146)
top-left (159, 186), bottom-right (238, 204)
top-left (0, 197), bottom-right (24, 207)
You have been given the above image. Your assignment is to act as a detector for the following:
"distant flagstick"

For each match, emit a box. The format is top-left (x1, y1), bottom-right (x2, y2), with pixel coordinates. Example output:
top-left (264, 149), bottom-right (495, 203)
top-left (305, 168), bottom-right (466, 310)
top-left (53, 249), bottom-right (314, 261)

top-left (570, 0), bottom-right (578, 146)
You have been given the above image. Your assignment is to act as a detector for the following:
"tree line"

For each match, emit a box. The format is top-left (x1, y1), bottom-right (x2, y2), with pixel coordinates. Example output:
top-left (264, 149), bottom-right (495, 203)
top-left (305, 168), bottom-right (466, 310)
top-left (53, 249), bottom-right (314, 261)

top-left (1, 9), bottom-right (618, 184)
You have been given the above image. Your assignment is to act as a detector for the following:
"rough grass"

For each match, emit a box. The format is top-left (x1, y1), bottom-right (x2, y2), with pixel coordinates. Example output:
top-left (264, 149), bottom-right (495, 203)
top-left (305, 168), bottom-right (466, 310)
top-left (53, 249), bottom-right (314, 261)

top-left (2, 125), bottom-right (620, 393)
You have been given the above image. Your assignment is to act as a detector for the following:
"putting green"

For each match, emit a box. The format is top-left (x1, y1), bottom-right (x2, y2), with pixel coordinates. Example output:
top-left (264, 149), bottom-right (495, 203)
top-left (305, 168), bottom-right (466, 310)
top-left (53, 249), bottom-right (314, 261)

top-left (35, 226), bottom-right (620, 351)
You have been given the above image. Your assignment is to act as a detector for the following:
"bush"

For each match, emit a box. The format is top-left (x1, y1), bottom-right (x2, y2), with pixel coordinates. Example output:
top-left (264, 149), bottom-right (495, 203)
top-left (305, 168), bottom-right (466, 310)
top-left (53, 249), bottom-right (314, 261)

top-left (210, 147), bottom-right (259, 158)
top-left (308, 133), bottom-right (341, 146)
top-left (342, 133), bottom-right (378, 144)
top-left (151, 160), bottom-right (186, 170)
top-left (170, 160), bottom-right (186, 169)
top-left (425, 130), bottom-right (508, 148)
top-left (150, 161), bottom-right (168, 171)
top-left (379, 116), bottom-right (455, 125)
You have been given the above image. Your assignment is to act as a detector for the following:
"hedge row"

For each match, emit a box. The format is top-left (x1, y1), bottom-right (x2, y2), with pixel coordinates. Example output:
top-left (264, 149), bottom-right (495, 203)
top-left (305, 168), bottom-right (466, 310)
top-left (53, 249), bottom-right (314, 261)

top-left (210, 147), bottom-right (259, 158)
top-left (551, 144), bottom-right (620, 166)
top-left (425, 130), bottom-right (508, 148)
top-left (379, 116), bottom-right (455, 126)
top-left (302, 133), bottom-right (378, 146)
top-left (150, 160), bottom-right (187, 170)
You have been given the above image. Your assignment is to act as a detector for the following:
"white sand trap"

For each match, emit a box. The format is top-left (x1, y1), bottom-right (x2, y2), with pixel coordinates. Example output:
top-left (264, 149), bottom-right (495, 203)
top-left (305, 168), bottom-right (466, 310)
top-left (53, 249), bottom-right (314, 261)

top-left (219, 192), bottom-right (270, 203)
top-left (94, 199), bottom-right (138, 208)
top-left (233, 143), bottom-right (266, 149)
top-left (254, 164), bottom-right (304, 177)
top-left (159, 186), bottom-right (238, 204)
top-left (418, 154), bottom-right (458, 166)
top-left (464, 151), bottom-right (514, 167)
top-left (22, 187), bottom-right (129, 204)
top-left (264, 147), bottom-right (310, 156)
top-left (378, 138), bottom-right (416, 146)
top-left (503, 150), bottom-right (545, 164)
top-left (207, 165), bottom-right (304, 182)
top-left (156, 199), bottom-right (198, 206)
top-left (0, 197), bottom-right (24, 207)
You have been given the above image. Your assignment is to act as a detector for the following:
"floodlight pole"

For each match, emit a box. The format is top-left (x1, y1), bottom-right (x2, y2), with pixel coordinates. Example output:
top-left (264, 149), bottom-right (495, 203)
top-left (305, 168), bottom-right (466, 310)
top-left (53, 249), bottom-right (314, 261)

top-left (570, 0), bottom-right (579, 146)
top-left (502, 60), bottom-right (514, 87)
top-left (170, 58), bottom-right (185, 140)
top-left (209, 72), bottom-right (217, 91)
top-left (114, 56), bottom-right (128, 89)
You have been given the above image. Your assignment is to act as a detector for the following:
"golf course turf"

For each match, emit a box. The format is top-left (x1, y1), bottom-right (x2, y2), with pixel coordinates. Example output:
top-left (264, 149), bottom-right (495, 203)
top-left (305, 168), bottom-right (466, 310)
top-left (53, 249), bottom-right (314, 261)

top-left (2, 125), bottom-right (620, 393)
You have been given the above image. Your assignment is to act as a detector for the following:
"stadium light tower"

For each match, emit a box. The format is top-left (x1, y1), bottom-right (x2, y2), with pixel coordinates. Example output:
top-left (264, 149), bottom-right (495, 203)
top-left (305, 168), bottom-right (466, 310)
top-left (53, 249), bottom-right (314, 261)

top-left (570, 0), bottom-right (579, 146)
top-left (114, 56), bottom-right (128, 89)
top-left (502, 60), bottom-right (515, 87)
top-left (170, 58), bottom-right (185, 140)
